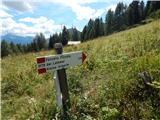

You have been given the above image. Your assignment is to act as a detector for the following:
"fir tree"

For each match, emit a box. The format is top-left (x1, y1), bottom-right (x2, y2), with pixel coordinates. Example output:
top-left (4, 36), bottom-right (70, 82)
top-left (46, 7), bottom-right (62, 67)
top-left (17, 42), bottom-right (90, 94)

top-left (62, 26), bottom-right (69, 46)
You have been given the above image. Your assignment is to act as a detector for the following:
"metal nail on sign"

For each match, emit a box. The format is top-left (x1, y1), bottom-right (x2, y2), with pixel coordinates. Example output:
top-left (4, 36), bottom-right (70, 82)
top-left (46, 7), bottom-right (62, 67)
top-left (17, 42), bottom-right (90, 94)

top-left (36, 51), bottom-right (86, 74)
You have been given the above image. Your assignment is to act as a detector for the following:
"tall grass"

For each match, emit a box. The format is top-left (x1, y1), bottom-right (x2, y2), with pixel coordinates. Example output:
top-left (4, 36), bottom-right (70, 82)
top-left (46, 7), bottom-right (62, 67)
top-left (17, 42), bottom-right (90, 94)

top-left (1, 20), bottom-right (160, 119)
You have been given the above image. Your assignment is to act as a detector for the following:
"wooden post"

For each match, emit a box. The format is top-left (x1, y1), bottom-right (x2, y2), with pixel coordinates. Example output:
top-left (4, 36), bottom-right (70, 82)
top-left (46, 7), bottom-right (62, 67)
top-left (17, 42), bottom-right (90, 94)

top-left (54, 43), bottom-right (70, 119)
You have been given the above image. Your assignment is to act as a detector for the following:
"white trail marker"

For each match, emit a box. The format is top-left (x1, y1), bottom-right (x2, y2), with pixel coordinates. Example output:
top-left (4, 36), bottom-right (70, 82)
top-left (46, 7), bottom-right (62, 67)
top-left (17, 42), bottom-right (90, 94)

top-left (36, 51), bottom-right (86, 74)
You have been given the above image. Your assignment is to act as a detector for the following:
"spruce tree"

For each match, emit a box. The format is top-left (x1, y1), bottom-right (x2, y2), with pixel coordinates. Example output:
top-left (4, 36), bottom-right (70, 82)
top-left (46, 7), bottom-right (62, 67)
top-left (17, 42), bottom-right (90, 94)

top-left (81, 26), bottom-right (87, 42)
top-left (94, 18), bottom-right (100, 37)
top-left (32, 35), bottom-right (39, 51)
top-left (140, 1), bottom-right (145, 20)
top-left (87, 19), bottom-right (95, 39)
top-left (72, 28), bottom-right (79, 41)
top-left (127, 5), bottom-right (134, 25)
top-left (17, 44), bottom-right (24, 53)
top-left (132, 1), bottom-right (140, 24)
top-left (1, 40), bottom-right (12, 57)
top-left (114, 2), bottom-right (127, 30)
top-left (99, 18), bottom-right (104, 36)
top-left (145, 1), bottom-right (151, 17)
top-left (39, 33), bottom-right (46, 50)
top-left (48, 35), bottom-right (54, 49)
top-left (62, 26), bottom-right (69, 46)
top-left (10, 42), bottom-right (20, 54)
top-left (105, 9), bottom-right (114, 35)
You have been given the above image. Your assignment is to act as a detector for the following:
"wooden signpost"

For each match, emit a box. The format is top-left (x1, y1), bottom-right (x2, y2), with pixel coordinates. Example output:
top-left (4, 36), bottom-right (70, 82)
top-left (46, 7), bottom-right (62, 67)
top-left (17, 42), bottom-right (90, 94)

top-left (37, 50), bottom-right (86, 74)
top-left (36, 43), bottom-right (86, 119)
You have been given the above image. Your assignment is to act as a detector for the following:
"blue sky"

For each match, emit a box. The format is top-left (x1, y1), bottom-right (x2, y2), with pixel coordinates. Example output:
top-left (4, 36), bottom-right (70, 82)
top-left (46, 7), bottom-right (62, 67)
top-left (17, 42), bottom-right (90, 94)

top-left (1, 0), bottom-right (133, 38)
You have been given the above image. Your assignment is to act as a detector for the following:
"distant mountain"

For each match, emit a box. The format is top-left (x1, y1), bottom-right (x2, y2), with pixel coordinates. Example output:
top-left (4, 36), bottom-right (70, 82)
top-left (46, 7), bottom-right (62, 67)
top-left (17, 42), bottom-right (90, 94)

top-left (1, 34), bottom-right (33, 44)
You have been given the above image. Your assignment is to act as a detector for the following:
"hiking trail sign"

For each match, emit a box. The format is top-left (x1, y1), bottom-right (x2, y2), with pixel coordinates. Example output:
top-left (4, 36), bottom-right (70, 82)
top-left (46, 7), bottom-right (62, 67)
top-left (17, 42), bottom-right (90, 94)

top-left (37, 51), bottom-right (86, 74)
top-left (36, 43), bottom-right (86, 119)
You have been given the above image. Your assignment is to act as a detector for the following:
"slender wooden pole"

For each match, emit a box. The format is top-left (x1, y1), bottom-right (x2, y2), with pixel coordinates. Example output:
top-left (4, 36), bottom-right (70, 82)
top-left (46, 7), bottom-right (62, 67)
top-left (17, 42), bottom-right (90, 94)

top-left (54, 43), bottom-right (70, 119)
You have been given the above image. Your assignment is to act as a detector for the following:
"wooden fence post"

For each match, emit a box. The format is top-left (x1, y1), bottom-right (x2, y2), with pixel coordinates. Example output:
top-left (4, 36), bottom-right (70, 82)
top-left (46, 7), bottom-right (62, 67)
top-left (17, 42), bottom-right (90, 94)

top-left (54, 43), bottom-right (70, 119)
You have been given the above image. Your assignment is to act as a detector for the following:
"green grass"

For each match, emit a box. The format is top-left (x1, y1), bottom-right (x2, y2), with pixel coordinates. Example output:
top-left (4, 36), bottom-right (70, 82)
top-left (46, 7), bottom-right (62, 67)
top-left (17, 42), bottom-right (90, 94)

top-left (1, 20), bottom-right (160, 120)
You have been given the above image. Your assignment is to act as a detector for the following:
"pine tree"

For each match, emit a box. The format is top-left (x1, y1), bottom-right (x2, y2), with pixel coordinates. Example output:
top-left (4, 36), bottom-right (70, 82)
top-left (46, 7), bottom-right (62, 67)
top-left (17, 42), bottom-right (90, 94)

top-left (140, 1), bottom-right (145, 20)
top-left (48, 35), bottom-right (54, 49)
top-left (17, 44), bottom-right (24, 53)
top-left (99, 17), bottom-right (104, 36)
top-left (114, 2), bottom-right (123, 30)
top-left (131, 1), bottom-right (140, 24)
top-left (1, 40), bottom-right (12, 57)
top-left (10, 42), bottom-right (20, 54)
top-left (31, 35), bottom-right (39, 51)
top-left (149, 1), bottom-right (160, 14)
top-left (105, 9), bottom-right (114, 35)
top-left (127, 5), bottom-right (134, 25)
top-left (87, 19), bottom-right (95, 39)
top-left (38, 33), bottom-right (46, 50)
top-left (72, 28), bottom-right (79, 41)
top-left (81, 26), bottom-right (87, 42)
top-left (26, 44), bottom-right (32, 52)
top-left (145, 1), bottom-right (151, 17)
top-left (114, 2), bottom-right (127, 30)
top-left (94, 18), bottom-right (100, 37)
top-left (127, 1), bottom-right (141, 25)
top-left (32, 33), bottom-right (46, 51)
top-left (58, 32), bottom-right (62, 43)
top-left (22, 44), bottom-right (27, 53)
top-left (62, 26), bottom-right (69, 46)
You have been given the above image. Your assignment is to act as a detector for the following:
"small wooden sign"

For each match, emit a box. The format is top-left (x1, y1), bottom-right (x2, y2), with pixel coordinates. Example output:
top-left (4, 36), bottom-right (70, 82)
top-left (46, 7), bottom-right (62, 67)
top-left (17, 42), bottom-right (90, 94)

top-left (36, 44), bottom-right (86, 119)
top-left (36, 51), bottom-right (86, 74)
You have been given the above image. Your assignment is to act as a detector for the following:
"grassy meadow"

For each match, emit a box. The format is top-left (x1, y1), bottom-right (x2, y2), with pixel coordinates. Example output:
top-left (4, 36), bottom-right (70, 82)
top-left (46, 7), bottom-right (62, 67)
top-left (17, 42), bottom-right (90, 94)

top-left (1, 20), bottom-right (160, 120)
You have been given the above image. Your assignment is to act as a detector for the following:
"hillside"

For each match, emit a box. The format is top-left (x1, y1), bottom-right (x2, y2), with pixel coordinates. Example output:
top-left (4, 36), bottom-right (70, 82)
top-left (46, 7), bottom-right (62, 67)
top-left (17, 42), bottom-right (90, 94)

top-left (1, 20), bottom-right (160, 120)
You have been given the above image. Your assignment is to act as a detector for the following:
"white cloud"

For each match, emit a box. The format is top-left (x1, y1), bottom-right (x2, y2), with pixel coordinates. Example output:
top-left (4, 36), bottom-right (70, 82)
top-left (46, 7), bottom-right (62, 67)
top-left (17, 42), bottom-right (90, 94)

top-left (19, 16), bottom-right (48, 24)
top-left (1, 16), bottom-right (62, 37)
top-left (2, 0), bottom-right (33, 12)
top-left (0, 9), bottom-right (13, 18)
top-left (2, 0), bottom-right (102, 20)
top-left (49, 0), bottom-right (119, 21)
top-left (1, 3), bottom-right (9, 10)
top-left (72, 4), bottom-right (105, 20)
top-left (50, 0), bottom-right (106, 20)
top-left (2, 0), bottom-right (117, 21)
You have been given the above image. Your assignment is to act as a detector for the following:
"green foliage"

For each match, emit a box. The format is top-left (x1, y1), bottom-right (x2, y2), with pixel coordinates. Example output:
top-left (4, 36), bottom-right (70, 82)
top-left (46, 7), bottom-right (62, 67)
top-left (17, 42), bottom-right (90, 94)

top-left (145, 1), bottom-right (160, 16)
top-left (101, 107), bottom-right (120, 120)
top-left (148, 9), bottom-right (160, 19)
top-left (119, 74), bottom-right (160, 119)
top-left (1, 20), bottom-right (160, 119)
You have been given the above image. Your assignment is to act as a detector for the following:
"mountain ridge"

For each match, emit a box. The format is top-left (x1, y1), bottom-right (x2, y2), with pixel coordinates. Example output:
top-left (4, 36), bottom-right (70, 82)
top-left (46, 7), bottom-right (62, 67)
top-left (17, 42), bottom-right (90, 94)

top-left (1, 33), bottom-right (33, 44)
